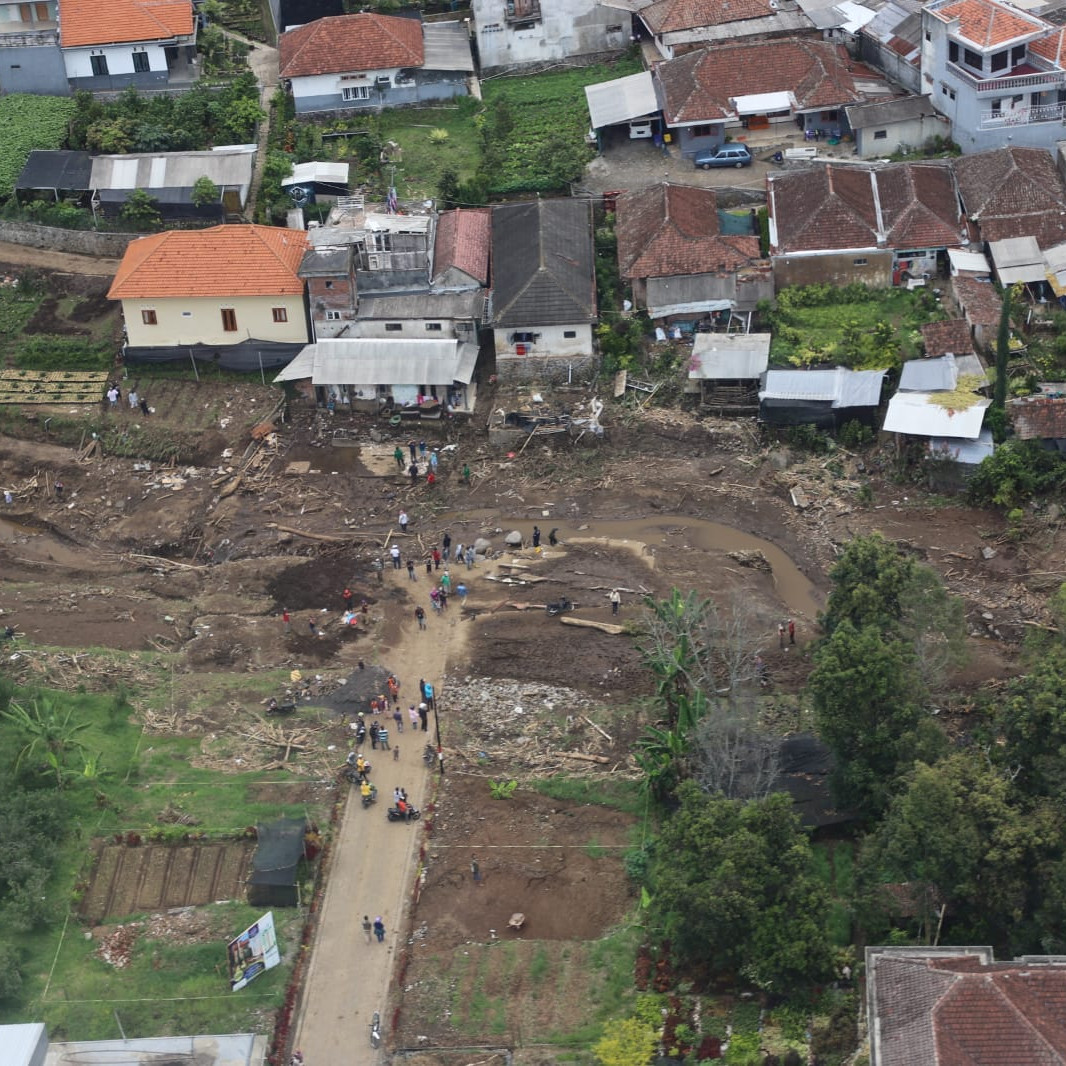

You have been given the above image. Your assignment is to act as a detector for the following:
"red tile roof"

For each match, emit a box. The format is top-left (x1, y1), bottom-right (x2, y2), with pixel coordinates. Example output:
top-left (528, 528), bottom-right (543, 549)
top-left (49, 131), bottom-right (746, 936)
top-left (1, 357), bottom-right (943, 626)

top-left (616, 182), bottom-right (759, 280)
top-left (955, 146), bottom-right (1066, 249)
top-left (655, 39), bottom-right (877, 124)
top-left (929, 0), bottom-right (1046, 48)
top-left (433, 207), bottom-right (491, 286)
top-left (279, 13), bottom-right (423, 79)
top-left (1030, 27), bottom-right (1066, 66)
top-left (870, 951), bottom-right (1066, 1066)
top-left (642, 0), bottom-right (774, 33)
top-left (921, 319), bottom-right (975, 357)
top-left (108, 225), bottom-right (310, 300)
top-left (59, 0), bottom-right (193, 48)
top-left (1008, 388), bottom-right (1066, 439)
top-left (952, 276), bottom-right (1002, 327)
top-left (770, 162), bottom-right (961, 254)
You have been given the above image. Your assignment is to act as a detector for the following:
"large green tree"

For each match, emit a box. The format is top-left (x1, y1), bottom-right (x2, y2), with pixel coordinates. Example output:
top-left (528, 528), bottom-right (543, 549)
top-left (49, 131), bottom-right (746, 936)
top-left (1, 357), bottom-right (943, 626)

top-left (651, 783), bottom-right (832, 991)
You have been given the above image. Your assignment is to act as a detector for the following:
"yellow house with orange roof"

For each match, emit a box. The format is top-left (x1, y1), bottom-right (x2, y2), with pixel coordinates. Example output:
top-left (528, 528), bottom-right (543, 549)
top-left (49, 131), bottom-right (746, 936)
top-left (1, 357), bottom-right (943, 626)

top-left (108, 225), bottom-right (311, 350)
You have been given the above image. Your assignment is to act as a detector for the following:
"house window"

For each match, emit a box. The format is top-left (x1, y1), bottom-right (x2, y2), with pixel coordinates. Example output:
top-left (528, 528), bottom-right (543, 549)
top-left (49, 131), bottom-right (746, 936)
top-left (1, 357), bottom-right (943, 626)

top-left (820, 110), bottom-right (839, 121)
top-left (221, 308), bottom-right (237, 332)
top-left (690, 124), bottom-right (716, 137)
top-left (949, 88), bottom-right (956, 100)
top-left (181, 311), bottom-right (192, 317)
top-left (991, 98), bottom-right (1002, 114)
top-left (925, 30), bottom-right (931, 41)
top-left (385, 323), bottom-right (402, 332)
top-left (272, 307), bottom-right (288, 323)
top-left (853, 258), bottom-right (868, 266)
top-left (90, 53), bottom-right (108, 76)
top-left (342, 85), bottom-right (371, 101)
top-left (132, 50), bottom-right (149, 73)
top-left (991, 50), bottom-right (1008, 72)
top-left (324, 280), bottom-right (333, 289)
top-left (141, 309), bottom-right (157, 325)
top-left (1013, 44), bottom-right (1026, 64)
top-left (511, 331), bottom-right (538, 344)
top-left (324, 310), bottom-right (342, 321)
top-left (874, 129), bottom-right (888, 140)
top-left (425, 322), bottom-right (442, 331)
top-left (963, 47), bottom-right (982, 71)
top-left (563, 330), bottom-right (577, 338)
top-left (948, 40), bottom-right (959, 63)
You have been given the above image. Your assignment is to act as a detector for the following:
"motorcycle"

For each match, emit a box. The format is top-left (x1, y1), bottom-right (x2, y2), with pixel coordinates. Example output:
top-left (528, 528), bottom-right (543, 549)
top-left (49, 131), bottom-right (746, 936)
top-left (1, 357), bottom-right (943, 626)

top-left (342, 758), bottom-right (371, 785)
top-left (361, 784), bottom-right (378, 808)
top-left (370, 1010), bottom-right (381, 1049)
top-left (546, 597), bottom-right (575, 617)
top-left (423, 743), bottom-right (437, 766)
top-left (387, 804), bottom-right (421, 822)
top-left (266, 697), bottom-right (297, 716)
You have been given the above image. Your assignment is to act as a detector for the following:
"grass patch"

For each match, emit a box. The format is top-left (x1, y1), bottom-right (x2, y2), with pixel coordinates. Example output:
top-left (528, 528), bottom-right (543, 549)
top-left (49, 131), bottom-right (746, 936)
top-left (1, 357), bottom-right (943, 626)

top-left (379, 104), bottom-right (482, 202)
top-left (481, 54), bottom-right (642, 195)
top-left (812, 840), bottom-right (856, 949)
top-left (531, 776), bottom-right (646, 816)
top-left (768, 283), bottom-right (944, 369)
top-left (0, 95), bottom-right (75, 197)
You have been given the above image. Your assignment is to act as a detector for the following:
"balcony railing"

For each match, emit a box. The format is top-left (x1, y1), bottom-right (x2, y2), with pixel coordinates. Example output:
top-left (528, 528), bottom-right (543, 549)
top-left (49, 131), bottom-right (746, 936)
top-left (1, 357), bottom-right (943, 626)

top-left (0, 25), bottom-right (57, 45)
top-left (947, 60), bottom-right (1066, 94)
top-left (981, 101), bottom-right (1066, 127)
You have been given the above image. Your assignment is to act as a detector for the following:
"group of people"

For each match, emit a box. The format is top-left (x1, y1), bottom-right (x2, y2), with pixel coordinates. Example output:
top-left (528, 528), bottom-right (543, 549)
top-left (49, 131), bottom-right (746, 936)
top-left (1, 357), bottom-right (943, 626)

top-left (777, 618), bottom-right (797, 649)
top-left (106, 382), bottom-right (150, 416)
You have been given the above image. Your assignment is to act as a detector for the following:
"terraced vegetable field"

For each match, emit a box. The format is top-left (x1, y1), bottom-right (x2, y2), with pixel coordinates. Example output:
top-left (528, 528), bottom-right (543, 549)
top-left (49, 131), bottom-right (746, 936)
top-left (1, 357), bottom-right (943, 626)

top-left (0, 369), bottom-right (108, 405)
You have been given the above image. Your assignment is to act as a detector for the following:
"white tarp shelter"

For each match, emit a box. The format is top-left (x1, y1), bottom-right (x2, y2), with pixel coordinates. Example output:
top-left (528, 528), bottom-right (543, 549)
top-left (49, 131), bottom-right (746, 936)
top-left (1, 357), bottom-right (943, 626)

top-left (275, 338), bottom-right (478, 388)
top-left (948, 247), bottom-right (991, 276)
top-left (281, 162), bottom-right (350, 187)
top-left (928, 428), bottom-right (994, 465)
top-left (989, 236), bottom-right (1044, 284)
top-left (732, 91), bottom-right (794, 116)
top-left (585, 71), bottom-right (658, 129)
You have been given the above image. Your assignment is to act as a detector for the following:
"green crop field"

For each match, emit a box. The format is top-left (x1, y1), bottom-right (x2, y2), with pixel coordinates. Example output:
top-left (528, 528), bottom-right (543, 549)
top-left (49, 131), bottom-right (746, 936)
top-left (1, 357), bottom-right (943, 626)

top-left (0, 95), bottom-right (76, 198)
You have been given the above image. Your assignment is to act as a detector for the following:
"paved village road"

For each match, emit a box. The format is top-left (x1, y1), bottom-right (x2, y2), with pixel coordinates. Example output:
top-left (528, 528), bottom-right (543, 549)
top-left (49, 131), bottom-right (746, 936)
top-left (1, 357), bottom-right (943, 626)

top-left (292, 569), bottom-right (470, 1066)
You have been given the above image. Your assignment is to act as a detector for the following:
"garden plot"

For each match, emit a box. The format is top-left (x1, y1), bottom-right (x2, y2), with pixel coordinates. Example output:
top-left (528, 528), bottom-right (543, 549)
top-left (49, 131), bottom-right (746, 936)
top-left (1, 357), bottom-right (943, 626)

top-left (0, 369), bottom-right (108, 405)
top-left (80, 839), bottom-right (255, 922)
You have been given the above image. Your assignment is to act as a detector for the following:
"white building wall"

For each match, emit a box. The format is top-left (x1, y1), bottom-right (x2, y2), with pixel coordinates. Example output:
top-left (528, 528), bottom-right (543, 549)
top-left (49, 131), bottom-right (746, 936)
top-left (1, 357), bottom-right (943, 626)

top-left (493, 322), bottom-right (593, 359)
top-left (290, 67), bottom-right (400, 107)
top-left (62, 41), bottom-right (167, 78)
top-left (122, 294), bottom-right (309, 347)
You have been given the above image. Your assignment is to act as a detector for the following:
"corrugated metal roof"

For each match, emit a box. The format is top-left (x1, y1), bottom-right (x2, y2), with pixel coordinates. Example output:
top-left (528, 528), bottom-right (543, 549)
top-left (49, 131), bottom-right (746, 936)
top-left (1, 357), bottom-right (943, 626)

top-left (364, 213), bottom-right (431, 234)
top-left (585, 71), bottom-right (658, 129)
top-left (948, 246), bottom-right (991, 274)
top-left (883, 391), bottom-right (990, 438)
top-left (690, 332), bottom-right (771, 379)
top-left (845, 95), bottom-right (934, 129)
top-left (90, 149), bottom-right (256, 192)
top-left (989, 235), bottom-right (1045, 282)
top-left (421, 20), bottom-right (475, 72)
top-left (1, 1023), bottom-right (47, 1066)
top-left (900, 354), bottom-right (958, 392)
top-left (282, 161), bottom-right (350, 187)
top-left (760, 367), bottom-right (886, 407)
top-left (16, 150), bottom-right (93, 191)
top-left (275, 338), bottom-right (478, 385)
top-left (358, 290), bottom-right (482, 319)
top-left (927, 428), bottom-right (994, 464)
top-left (44, 1034), bottom-right (264, 1066)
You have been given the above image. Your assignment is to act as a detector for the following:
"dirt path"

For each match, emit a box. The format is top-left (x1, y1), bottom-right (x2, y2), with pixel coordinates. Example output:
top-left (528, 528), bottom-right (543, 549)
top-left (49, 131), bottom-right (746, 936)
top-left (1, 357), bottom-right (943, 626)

top-left (293, 567), bottom-right (468, 1064)
top-left (0, 242), bottom-right (120, 275)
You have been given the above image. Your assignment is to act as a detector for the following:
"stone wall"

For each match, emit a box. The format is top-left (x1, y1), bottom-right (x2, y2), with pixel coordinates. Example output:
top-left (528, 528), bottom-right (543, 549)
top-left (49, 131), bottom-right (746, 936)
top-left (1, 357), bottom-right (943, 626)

top-left (0, 221), bottom-right (140, 259)
top-left (494, 352), bottom-right (600, 386)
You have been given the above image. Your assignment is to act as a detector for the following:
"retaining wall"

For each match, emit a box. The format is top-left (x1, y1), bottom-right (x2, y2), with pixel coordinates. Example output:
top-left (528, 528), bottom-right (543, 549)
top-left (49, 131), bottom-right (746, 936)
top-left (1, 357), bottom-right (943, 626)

top-left (0, 221), bottom-right (140, 259)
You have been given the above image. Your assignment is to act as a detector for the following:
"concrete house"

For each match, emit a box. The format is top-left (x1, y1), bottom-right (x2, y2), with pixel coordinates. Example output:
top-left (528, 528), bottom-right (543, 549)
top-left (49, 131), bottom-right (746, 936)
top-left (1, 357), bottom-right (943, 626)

top-left (654, 38), bottom-right (888, 157)
top-left (108, 225), bottom-right (310, 368)
top-left (845, 97), bottom-right (951, 158)
top-left (490, 199), bottom-right (597, 383)
top-left (279, 12), bottom-right (474, 115)
top-left (865, 947), bottom-right (1066, 1065)
top-left (615, 183), bottom-right (767, 320)
top-left (921, 0), bottom-right (1066, 153)
top-left (59, 0), bottom-right (198, 93)
top-left (471, 0), bottom-right (629, 73)
top-left (768, 161), bottom-right (963, 289)
top-left (0, 0), bottom-right (66, 95)
top-left (633, 0), bottom-right (814, 59)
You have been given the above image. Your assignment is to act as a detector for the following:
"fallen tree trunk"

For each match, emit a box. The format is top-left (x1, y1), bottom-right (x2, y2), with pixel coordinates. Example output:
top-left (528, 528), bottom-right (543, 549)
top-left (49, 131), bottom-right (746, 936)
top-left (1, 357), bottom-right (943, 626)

top-left (560, 616), bottom-right (626, 635)
top-left (557, 751), bottom-right (610, 764)
top-left (267, 523), bottom-right (351, 544)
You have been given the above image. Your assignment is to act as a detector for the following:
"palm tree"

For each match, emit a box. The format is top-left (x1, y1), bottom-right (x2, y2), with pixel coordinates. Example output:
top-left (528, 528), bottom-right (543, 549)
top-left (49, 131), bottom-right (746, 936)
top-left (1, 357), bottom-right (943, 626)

top-left (2, 698), bottom-right (92, 787)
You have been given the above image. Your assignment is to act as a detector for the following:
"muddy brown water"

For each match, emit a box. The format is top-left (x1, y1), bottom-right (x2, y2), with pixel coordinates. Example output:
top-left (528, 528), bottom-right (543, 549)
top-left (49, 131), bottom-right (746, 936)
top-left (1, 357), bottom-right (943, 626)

top-left (441, 512), bottom-right (823, 621)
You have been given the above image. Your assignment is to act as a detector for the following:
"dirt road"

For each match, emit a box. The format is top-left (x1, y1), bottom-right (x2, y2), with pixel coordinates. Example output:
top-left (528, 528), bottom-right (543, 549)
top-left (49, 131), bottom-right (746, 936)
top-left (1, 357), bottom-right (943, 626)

top-left (292, 568), bottom-right (468, 1064)
top-left (0, 242), bottom-right (120, 275)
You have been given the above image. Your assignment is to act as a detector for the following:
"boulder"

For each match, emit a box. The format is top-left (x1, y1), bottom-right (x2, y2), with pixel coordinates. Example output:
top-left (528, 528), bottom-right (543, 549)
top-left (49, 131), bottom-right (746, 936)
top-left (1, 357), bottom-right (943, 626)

top-left (504, 530), bottom-right (524, 546)
top-left (474, 537), bottom-right (492, 554)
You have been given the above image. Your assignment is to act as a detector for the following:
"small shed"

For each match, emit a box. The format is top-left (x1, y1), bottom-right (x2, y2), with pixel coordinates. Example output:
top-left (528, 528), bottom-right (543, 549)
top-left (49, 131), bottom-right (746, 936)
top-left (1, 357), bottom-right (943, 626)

top-left (845, 96), bottom-right (949, 159)
top-left (282, 161), bottom-right (351, 205)
top-left (15, 151), bottom-right (93, 204)
top-left (988, 236), bottom-right (1045, 287)
top-left (247, 817), bottom-right (308, 908)
top-left (1008, 384), bottom-right (1066, 452)
top-left (759, 368), bottom-right (887, 429)
top-left (688, 332), bottom-right (771, 413)
top-left (947, 247), bottom-right (991, 278)
top-left (584, 71), bottom-right (660, 143)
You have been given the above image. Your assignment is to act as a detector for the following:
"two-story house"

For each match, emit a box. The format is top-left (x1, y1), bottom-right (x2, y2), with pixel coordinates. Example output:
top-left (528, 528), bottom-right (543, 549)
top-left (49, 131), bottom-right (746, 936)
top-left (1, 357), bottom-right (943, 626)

top-left (0, 0), bottom-right (66, 94)
top-left (921, 0), bottom-right (1066, 152)
top-left (279, 12), bottom-right (473, 115)
top-left (108, 225), bottom-right (310, 368)
top-left (472, 0), bottom-right (629, 73)
top-left (59, 0), bottom-right (199, 92)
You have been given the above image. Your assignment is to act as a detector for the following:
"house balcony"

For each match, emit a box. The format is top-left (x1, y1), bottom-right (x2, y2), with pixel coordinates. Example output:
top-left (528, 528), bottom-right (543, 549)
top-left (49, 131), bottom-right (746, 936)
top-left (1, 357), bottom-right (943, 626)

top-left (980, 101), bottom-right (1066, 127)
top-left (0, 23), bottom-right (57, 46)
top-left (504, 0), bottom-right (541, 23)
top-left (947, 60), bottom-right (1066, 95)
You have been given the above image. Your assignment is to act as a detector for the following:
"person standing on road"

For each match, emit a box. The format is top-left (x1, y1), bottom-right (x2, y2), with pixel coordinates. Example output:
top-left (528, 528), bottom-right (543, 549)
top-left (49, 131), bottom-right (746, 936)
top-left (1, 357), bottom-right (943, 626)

top-left (128, 388), bottom-right (139, 411)
top-left (394, 445), bottom-right (404, 470)
top-left (440, 570), bottom-right (451, 594)
top-left (139, 396), bottom-right (151, 417)
top-left (442, 531), bottom-right (452, 561)
top-left (390, 544), bottom-right (402, 569)
top-left (369, 721), bottom-right (380, 749)
top-left (532, 526), bottom-right (541, 548)
top-left (419, 440), bottom-right (427, 459)
top-left (408, 462), bottom-right (418, 485)
top-left (471, 856), bottom-right (482, 886)
top-left (409, 440), bottom-right (417, 461)
top-left (429, 449), bottom-right (439, 473)
top-left (424, 681), bottom-right (435, 711)
top-left (407, 559), bottom-right (416, 581)
top-left (788, 618), bottom-right (796, 645)
top-left (393, 704), bottom-right (404, 733)
top-left (456, 581), bottom-right (467, 604)
top-left (432, 547), bottom-right (441, 570)
top-left (362, 915), bottom-right (372, 944)
top-left (399, 510), bottom-right (409, 534)
top-left (609, 589), bottom-right (621, 616)
top-left (378, 725), bottom-right (389, 751)
top-left (461, 462), bottom-right (471, 485)
top-left (343, 587), bottom-right (353, 612)
top-left (415, 605), bottom-right (426, 630)
top-left (778, 622), bottom-right (786, 650)
top-left (419, 701), bottom-right (429, 731)
top-left (465, 545), bottom-right (475, 569)
top-left (373, 916), bottom-right (385, 943)
top-left (282, 609), bottom-right (291, 633)
top-left (308, 617), bottom-right (317, 636)
top-left (409, 705), bottom-right (420, 730)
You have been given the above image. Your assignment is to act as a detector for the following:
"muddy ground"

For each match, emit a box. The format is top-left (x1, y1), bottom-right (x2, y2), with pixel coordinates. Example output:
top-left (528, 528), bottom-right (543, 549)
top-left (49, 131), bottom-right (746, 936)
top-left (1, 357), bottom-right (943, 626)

top-left (0, 293), bottom-right (1055, 1053)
